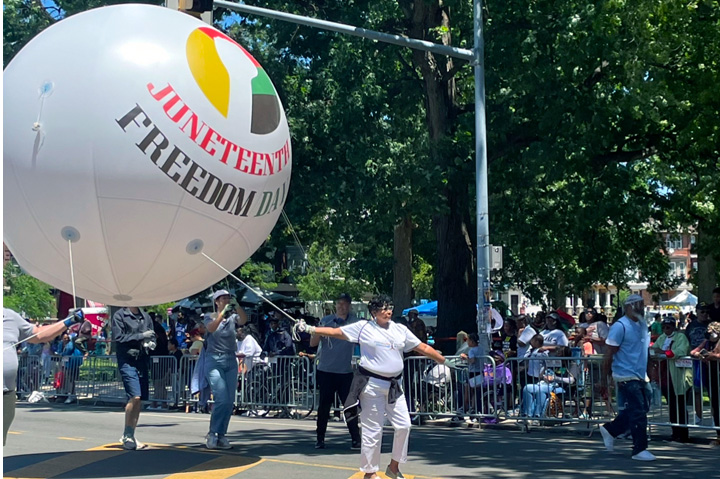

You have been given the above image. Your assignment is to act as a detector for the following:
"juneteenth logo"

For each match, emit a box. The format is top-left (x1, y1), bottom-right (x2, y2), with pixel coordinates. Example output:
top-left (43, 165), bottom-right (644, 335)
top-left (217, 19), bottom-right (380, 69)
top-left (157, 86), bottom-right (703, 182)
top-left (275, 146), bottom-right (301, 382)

top-left (114, 27), bottom-right (289, 217)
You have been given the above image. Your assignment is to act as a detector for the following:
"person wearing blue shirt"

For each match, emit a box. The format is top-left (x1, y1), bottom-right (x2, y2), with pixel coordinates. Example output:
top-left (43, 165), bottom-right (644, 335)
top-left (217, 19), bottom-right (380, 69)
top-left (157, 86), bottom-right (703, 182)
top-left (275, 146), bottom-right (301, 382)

top-left (598, 294), bottom-right (655, 461)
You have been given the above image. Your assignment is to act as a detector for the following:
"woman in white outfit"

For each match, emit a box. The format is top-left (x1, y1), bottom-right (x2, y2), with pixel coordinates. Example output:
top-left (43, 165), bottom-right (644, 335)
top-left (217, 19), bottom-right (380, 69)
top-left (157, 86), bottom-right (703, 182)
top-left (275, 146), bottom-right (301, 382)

top-left (302, 294), bottom-right (446, 479)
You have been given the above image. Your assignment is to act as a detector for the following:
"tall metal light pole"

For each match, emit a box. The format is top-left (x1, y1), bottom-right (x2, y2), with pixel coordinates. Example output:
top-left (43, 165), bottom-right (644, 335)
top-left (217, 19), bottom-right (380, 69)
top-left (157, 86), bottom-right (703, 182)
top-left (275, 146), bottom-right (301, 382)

top-left (474, 0), bottom-right (491, 348)
top-left (205, 0), bottom-right (490, 345)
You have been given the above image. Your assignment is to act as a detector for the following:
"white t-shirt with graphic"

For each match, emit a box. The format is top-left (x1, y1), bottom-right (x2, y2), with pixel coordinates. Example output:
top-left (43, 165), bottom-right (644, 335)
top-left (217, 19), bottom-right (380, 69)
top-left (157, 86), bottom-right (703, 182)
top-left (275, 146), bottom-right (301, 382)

top-left (340, 320), bottom-right (421, 377)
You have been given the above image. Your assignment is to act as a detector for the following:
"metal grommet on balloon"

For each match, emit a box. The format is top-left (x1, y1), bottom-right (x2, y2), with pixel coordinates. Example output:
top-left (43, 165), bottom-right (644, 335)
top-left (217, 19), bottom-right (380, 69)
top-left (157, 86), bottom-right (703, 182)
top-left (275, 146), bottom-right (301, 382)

top-left (186, 239), bottom-right (204, 255)
top-left (113, 294), bottom-right (132, 302)
top-left (60, 226), bottom-right (81, 243)
top-left (39, 81), bottom-right (54, 97)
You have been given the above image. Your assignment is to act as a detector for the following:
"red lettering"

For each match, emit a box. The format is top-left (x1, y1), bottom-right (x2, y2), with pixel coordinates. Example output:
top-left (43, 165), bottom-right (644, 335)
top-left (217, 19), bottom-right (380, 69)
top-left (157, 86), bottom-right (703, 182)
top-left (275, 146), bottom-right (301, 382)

top-left (181, 112), bottom-right (206, 142)
top-left (250, 151), bottom-right (264, 176)
top-left (219, 137), bottom-right (238, 165)
top-left (234, 147), bottom-right (252, 173)
top-left (199, 127), bottom-right (218, 156)
top-left (147, 83), bottom-right (174, 101)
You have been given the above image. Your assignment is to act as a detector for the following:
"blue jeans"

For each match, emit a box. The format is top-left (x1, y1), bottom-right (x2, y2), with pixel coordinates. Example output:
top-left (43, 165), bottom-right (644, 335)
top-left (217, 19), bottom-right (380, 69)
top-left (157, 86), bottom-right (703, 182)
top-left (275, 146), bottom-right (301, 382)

top-left (205, 353), bottom-right (238, 436)
top-left (603, 380), bottom-right (650, 455)
top-left (522, 383), bottom-right (553, 417)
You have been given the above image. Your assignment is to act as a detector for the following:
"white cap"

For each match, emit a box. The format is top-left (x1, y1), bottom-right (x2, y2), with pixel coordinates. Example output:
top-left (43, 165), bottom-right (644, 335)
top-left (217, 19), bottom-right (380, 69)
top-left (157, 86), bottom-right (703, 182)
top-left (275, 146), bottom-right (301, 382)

top-left (212, 289), bottom-right (231, 302)
top-left (623, 294), bottom-right (644, 306)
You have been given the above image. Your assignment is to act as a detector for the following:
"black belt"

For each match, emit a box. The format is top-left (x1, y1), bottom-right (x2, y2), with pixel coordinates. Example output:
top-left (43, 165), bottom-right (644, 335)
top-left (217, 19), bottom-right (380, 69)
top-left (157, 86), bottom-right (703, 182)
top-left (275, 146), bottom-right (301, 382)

top-left (358, 366), bottom-right (401, 381)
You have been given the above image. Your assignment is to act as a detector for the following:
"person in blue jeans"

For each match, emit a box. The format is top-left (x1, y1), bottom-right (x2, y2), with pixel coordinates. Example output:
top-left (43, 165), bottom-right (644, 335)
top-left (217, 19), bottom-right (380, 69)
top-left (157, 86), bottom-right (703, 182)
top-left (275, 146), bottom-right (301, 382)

top-left (598, 294), bottom-right (655, 461)
top-left (203, 290), bottom-right (247, 449)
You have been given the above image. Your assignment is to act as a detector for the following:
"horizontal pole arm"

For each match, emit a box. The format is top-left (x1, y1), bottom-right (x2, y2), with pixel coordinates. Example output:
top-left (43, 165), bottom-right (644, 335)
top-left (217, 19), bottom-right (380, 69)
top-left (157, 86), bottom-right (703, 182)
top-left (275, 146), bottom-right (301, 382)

top-left (213, 1), bottom-right (474, 61)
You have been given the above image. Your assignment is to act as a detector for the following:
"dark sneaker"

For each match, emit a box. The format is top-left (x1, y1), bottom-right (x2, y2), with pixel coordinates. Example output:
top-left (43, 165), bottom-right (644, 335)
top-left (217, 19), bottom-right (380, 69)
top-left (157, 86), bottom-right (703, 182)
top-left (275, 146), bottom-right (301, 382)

top-left (315, 440), bottom-right (325, 449)
top-left (351, 440), bottom-right (361, 451)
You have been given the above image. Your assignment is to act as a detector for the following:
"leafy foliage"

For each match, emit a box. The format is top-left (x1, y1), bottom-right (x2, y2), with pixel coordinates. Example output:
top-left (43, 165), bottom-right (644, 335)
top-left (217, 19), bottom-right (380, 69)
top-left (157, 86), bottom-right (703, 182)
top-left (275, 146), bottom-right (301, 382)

top-left (3, 262), bottom-right (57, 319)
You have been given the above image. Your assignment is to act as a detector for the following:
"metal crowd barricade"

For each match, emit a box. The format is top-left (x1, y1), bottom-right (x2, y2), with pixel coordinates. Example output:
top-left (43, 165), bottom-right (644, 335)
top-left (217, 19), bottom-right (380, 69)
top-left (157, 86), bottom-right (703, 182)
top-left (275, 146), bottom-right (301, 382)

top-left (236, 355), bottom-right (314, 418)
top-left (15, 356), bottom-right (42, 396)
top-left (90, 355), bottom-right (125, 404)
top-left (177, 354), bottom-right (200, 410)
top-left (403, 355), bottom-right (500, 422)
top-left (501, 354), bottom-right (605, 427)
top-left (647, 354), bottom-right (720, 434)
top-left (149, 355), bottom-right (178, 406)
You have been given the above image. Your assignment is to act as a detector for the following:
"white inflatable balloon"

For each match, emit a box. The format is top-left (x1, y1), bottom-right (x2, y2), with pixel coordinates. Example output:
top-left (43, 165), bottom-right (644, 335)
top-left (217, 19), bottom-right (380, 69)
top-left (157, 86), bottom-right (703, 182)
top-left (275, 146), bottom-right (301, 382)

top-left (3, 5), bottom-right (292, 306)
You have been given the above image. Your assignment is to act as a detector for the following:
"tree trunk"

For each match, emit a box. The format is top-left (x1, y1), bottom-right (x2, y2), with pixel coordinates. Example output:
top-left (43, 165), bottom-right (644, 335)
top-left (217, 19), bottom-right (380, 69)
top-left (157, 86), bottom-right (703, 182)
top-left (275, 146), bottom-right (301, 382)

top-left (696, 223), bottom-right (718, 302)
top-left (393, 215), bottom-right (413, 315)
top-left (400, 1), bottom-right (477, 344)
top-left (434, 187), bottom-right (477, 341)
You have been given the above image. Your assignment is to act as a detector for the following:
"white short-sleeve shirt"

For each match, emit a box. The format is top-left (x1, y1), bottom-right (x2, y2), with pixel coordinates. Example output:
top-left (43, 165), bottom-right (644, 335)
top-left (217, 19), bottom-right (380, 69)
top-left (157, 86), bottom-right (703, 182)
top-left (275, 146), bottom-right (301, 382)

top-left (340, 320), bottom-right (421, 377)
top-left (541, 329), bottom-right (569, 347)
top-left (236, 335), bottom-right (263, 372)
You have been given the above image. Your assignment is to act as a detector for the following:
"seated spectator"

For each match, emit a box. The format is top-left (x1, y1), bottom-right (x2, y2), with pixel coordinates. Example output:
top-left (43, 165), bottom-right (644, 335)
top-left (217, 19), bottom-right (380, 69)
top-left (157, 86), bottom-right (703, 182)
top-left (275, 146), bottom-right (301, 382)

top-left (522, 347), bottom-right (576, 420)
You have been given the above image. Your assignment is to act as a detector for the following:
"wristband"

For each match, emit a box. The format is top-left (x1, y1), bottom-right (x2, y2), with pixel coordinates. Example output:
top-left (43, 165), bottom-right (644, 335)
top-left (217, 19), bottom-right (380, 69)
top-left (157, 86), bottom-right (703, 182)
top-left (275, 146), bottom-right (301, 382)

top-left (63, 318), bottom-right (74, 327)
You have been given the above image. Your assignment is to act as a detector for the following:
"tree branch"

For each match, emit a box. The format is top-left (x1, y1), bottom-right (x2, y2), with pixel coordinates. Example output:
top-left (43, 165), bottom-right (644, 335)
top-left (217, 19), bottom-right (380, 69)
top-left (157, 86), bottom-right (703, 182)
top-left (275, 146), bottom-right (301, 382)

top-left (583, 60), bottom-right (610, 89)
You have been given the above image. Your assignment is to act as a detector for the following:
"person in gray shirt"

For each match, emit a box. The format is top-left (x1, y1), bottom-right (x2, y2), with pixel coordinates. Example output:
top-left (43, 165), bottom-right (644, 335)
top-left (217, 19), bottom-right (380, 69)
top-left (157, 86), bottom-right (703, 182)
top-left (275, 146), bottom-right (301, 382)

top-left (202, 290), bottom-right (247, 450)
top-left (4, 307), bottom-right (83, 444)
top-left (310, 293), bottom-right (361, 450)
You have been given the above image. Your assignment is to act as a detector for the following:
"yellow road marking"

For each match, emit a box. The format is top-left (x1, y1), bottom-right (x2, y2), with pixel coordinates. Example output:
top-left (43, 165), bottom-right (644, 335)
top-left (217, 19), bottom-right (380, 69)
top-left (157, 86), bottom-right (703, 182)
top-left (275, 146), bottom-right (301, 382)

top-left (57, 437), bottom-right (85, 441)
top-left (266, 459), bottom-right (439, 479)
top-left (3, 443), bottom-right (127, 479)
top-left (8, 430), bottom-right (23, 435)
top-left (162, 456), bottom-right (265, 479)
top-left (266, 458), bottom-right (358, 472)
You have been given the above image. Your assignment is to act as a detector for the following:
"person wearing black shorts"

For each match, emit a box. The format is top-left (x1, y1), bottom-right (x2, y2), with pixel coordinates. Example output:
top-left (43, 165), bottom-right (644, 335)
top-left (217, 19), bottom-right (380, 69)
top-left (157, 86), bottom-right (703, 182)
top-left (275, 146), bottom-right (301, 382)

top-left (112, 307), bottom-right (155, 450)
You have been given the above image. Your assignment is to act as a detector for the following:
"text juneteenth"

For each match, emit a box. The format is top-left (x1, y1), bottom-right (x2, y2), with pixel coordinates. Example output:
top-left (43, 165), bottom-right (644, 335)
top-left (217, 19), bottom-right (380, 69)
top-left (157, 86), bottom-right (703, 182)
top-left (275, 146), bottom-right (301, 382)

top-left (116, 104), bottom-right (288, 217)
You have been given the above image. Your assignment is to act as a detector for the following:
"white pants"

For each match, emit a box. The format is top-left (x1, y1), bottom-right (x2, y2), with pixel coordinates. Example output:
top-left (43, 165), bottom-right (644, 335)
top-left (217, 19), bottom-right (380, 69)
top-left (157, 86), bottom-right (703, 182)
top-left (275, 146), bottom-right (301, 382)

top-left (359, 377), bottom-right (411, 473)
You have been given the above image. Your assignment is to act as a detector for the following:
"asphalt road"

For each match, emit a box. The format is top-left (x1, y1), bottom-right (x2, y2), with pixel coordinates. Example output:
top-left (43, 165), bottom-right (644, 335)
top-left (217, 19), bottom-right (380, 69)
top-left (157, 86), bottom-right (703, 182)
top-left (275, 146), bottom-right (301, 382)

top-left (3, 402), bottom-right (717, 479)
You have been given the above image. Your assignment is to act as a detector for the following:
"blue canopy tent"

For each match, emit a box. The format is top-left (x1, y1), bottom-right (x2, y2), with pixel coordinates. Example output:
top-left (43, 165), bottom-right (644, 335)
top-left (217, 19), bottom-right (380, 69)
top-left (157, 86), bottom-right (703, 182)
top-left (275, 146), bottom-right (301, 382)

top-left (402, 301), bottom-right (438, 317)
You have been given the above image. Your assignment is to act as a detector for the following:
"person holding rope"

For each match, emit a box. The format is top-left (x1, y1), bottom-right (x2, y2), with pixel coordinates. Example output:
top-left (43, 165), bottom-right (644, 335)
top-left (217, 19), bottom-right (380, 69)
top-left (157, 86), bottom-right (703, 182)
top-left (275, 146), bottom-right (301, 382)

top-left (113, 306), bottom-right (156, 450)
top-left (298, 294), bottom-right (446, 479)
top-left (202, 289), bottom-right (247, 449)
top-left (4, 307), bottom-right (85, 445)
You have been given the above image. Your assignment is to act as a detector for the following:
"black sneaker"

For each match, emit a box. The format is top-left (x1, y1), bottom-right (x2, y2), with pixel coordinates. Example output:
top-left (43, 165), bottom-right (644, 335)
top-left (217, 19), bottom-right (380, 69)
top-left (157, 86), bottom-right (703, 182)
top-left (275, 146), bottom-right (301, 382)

top-left (315, 440), bottom-right (325, 449)
top-left (351, 440), bottom-right (361, 451)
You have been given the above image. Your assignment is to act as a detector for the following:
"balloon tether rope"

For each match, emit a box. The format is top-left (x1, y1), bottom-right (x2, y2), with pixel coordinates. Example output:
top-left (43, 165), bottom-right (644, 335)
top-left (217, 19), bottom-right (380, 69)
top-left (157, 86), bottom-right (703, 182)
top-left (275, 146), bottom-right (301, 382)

top-left (201, 252), bottom-right (308, 341)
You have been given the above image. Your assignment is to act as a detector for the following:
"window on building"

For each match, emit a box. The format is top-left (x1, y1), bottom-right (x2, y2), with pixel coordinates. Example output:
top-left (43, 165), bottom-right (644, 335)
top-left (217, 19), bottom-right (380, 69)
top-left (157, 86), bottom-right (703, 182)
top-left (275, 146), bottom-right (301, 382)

top-left (666, 235), bottom-right (683, 250)
top-left (690, 235), bottom-right (696, 245)
top-left (669, 261), bottom-right (688, 279)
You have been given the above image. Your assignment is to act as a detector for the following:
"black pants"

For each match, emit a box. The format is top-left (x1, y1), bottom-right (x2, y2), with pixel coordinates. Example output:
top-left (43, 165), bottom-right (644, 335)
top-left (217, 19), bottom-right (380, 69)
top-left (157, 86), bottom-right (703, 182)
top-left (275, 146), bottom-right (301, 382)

top-left (662, 382), bottom-right (688, 441)
top-left (316, 370), bottom-right (360, 442)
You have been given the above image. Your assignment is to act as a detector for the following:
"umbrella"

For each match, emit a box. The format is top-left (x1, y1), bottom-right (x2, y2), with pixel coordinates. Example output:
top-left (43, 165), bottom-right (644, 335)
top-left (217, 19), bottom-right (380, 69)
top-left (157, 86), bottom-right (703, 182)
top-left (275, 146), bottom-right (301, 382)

top-left (402, 301), bottom-right (438, 317)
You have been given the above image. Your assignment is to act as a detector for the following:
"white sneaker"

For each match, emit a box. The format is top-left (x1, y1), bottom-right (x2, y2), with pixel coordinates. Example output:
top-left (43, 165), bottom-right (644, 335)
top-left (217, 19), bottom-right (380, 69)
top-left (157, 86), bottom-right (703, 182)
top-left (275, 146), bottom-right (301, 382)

top-left (205, 433), bottom-right (218, 449)
top-left (120, 435), bottom-right (137, 450)
top-left (632, 450), bottom-right (656, 461)
top-left (694, 415), bottom-right (702, 426)
top-left (217, 436), bottom-right (232, 450)
top-left (599, 426), bottom-right (614, 452)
